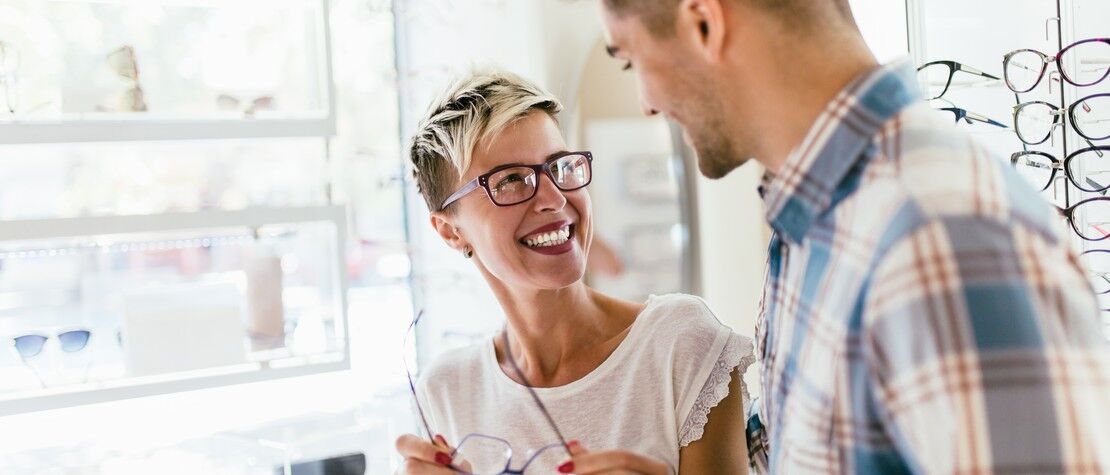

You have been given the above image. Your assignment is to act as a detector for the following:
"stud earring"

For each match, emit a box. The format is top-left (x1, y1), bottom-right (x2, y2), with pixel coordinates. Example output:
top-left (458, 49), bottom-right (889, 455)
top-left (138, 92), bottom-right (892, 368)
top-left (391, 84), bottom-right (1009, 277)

top-left (462, 246), bottom-right (473, 259)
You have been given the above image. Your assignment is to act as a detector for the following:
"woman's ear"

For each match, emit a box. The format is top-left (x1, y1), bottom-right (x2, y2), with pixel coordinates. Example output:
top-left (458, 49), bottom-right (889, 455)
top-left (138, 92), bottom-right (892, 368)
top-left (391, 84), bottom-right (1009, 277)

top-left (430, 212), bottom-right (468, 253)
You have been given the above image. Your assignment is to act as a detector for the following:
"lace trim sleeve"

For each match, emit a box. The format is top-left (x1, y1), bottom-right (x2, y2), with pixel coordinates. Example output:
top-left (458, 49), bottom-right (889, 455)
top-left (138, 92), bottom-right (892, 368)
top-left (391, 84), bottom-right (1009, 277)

top-left (678, 334), bottom-right (757, 448)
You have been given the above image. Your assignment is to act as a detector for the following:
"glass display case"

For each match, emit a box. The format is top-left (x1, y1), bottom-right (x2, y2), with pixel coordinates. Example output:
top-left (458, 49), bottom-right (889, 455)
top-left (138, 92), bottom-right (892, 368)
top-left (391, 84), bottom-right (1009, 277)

top-left (0, 206), bottom-right (349, 415)
top-left (0, 0), bottom-right (334, 143)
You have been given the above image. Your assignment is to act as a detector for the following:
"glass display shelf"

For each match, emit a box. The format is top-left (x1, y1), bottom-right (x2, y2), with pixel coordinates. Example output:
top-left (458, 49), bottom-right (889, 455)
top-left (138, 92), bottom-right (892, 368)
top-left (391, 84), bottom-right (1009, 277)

top-left (0, 205), bottom-right (349, 415)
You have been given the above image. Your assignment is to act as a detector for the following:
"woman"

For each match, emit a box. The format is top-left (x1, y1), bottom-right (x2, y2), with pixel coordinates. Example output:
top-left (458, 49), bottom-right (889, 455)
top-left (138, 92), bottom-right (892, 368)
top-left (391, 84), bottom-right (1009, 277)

top-left (395, 69), bottom-right (753, 475)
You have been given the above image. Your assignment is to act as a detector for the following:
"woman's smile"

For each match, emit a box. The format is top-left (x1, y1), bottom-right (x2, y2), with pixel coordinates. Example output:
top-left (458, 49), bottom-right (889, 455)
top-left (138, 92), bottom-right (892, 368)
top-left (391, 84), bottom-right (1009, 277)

top-left (519, 221), bottom-right (576, 255)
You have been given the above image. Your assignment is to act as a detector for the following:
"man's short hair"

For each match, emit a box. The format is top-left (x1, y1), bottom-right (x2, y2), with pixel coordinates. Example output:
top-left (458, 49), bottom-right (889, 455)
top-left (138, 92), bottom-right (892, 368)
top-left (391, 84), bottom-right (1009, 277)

top-left (602, 0), bottom-right (854, 36)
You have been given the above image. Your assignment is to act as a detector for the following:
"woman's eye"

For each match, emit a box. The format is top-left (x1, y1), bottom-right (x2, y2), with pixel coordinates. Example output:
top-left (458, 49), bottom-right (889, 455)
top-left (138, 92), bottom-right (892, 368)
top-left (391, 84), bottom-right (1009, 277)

top-left (622, 61), bottom-right (632, 71)
top-left (495, 174), bottom-right (525, 190)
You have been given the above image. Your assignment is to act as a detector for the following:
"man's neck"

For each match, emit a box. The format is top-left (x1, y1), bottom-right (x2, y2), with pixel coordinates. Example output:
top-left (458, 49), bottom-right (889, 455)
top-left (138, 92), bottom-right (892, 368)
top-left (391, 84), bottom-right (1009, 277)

top-left (734, 32), bottom-right (879, 175)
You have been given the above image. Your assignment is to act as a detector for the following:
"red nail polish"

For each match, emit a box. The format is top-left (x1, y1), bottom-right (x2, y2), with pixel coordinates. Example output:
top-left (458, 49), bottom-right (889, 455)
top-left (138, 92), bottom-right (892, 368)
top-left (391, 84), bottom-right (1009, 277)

top-left (558, 461), bottom-right (575, 473)
top-left (435, 452), bottom-right (452, 466)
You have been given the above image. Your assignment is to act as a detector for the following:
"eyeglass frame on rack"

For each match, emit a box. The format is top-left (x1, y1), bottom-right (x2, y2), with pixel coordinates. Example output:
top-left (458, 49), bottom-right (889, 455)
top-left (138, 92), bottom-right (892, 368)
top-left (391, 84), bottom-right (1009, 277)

top-left (1003, 38), bottom-right (1110, 93)
top-left (1011, 146), bottom-right (1110, 193)
top-left (928, 96), bottom-right (1008, 129)
top-left (1012, 93), bottom-right (1110, 145)
top-left (1058, 196), bottom-right (1110, 242)
top-left (939, 105), bottom-right (1009, 128)
top-left (916, 60), bottom-right (1002, 100)
top-left (1080, 249), bottom-right (1110, 295)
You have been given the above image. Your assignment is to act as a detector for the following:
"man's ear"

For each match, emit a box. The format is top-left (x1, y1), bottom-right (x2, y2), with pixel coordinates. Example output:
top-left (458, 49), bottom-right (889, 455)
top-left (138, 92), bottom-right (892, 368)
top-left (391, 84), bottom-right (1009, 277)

top-left (678, 0), bottom-right (727, 63)
top-left (430, 212), bottom-right (468, 252)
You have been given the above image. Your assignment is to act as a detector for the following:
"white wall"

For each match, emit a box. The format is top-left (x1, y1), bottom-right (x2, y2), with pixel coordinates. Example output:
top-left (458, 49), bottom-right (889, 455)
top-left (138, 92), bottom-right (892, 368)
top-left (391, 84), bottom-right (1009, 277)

top-left (695, 165), bottom-right (770, 335)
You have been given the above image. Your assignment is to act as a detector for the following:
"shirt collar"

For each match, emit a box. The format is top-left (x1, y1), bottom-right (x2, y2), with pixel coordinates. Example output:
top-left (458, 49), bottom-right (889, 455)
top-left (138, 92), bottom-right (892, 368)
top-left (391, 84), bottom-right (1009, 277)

top-left (760, 59), bottom-right (921, 245)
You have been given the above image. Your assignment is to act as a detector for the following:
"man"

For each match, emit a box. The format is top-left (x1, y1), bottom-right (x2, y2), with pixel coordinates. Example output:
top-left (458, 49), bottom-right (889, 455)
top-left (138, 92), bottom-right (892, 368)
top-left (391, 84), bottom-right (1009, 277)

top-left (585, 0), bottom-right (1110, 473)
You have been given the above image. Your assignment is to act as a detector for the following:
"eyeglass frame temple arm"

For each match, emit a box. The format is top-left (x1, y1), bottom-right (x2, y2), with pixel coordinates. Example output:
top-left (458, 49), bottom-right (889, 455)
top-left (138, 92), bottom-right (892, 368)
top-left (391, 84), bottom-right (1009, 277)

top-left (439, 179), bottom-right (480, 211)
top-left (501, 331), bottom-right (571, 452)
top-left (957, 63), bottom-right (1001, 80)
top-left (963, 109), bottom-right (1009, 128)
top-left (403, 311), bottom-right (437, 444)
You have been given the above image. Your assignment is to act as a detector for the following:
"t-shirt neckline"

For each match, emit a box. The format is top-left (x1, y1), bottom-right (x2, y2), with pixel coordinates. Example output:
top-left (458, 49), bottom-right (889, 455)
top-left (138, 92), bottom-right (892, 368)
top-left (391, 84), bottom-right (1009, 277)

top-left (484, 294), bottom-right (659, 398)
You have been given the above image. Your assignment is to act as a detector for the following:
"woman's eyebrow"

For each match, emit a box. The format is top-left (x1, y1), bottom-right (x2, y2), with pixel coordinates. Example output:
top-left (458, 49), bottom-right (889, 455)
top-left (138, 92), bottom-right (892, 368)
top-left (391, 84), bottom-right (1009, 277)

top-left (544, 150), bottom-right (571, 162)
top-left (491, 150), bottom-right (570, 169)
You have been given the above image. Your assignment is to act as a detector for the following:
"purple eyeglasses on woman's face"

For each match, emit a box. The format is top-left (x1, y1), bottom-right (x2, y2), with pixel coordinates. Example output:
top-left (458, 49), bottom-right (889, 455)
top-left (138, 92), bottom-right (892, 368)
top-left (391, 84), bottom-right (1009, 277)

top-left (403, 311), bottom-right (572, 474)
top-left (438, 151), bottom-right (593, 211)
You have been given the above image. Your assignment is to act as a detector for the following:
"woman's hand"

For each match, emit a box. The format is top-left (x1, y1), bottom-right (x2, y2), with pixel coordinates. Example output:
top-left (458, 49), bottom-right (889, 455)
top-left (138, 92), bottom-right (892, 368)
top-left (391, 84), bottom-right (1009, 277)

top-left (561, 440), bottom-right (670, 475)
top-left (394, 433), bottom-right (465, 474)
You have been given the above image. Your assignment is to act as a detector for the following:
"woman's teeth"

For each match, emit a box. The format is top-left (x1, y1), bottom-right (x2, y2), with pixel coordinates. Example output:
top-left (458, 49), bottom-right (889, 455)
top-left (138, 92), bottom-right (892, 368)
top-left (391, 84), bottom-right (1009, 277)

top-left (523, 226), bottom-right (571, 248)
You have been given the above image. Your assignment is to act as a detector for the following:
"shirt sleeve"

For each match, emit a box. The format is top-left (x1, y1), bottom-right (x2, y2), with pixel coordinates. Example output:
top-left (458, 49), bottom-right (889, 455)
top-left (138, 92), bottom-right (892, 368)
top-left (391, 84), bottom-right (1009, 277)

top-left (678, 333), bottom-right (756, 447)
top-left (653, 295), bottom-right (749, 450)
top-left (745, 397), bottom-right (771, 474)
top-left (861, 217), bottom-right (1110, 473)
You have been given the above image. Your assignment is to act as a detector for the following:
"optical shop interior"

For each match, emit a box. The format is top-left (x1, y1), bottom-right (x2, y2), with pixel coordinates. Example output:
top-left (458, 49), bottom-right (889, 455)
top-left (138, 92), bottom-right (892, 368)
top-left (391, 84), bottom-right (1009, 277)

top-left (0, 0), bottom-right (1108, 473)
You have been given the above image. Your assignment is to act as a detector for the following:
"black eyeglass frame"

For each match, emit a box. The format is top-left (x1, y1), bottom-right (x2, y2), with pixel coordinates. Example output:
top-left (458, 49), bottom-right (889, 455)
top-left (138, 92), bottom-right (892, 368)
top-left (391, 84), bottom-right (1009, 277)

top-left (916, 60), bottom-right (1001, 100)
top-left (1058, 197), bottom-right (1110, 241)
top-left (1012, 146), bottom-right (1110, 192)
top-left (1013, 94), bottom-right (1110, 146)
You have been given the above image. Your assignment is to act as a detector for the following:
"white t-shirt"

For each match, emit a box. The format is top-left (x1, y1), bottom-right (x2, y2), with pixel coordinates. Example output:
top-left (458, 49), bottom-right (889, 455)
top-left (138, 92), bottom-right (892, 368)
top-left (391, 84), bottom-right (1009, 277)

top-left (415, 294), bottom-right (755, 474)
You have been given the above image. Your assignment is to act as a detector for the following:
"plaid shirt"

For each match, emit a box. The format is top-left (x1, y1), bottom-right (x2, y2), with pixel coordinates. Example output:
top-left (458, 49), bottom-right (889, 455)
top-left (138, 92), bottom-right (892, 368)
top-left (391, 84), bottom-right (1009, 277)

top-left (745, 60), bottom-right (1110, 474)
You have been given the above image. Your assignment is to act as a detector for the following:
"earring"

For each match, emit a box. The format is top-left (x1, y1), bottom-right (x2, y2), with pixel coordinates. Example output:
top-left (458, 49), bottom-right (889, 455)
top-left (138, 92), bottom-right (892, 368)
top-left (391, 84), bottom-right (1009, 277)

top-left (462, 246), bottom-right (473, 259)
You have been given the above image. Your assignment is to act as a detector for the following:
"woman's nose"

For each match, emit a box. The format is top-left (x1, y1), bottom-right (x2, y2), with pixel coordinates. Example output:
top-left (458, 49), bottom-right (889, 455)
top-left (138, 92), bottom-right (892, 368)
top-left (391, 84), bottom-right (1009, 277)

top-left (531, 172), bottom-right (567, 213)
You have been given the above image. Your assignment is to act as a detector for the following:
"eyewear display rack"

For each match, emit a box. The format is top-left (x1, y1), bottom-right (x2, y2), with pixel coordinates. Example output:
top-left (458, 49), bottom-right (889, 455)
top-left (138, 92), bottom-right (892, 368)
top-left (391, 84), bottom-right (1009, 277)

top-left (908, 0), bottom-right (1110, 325)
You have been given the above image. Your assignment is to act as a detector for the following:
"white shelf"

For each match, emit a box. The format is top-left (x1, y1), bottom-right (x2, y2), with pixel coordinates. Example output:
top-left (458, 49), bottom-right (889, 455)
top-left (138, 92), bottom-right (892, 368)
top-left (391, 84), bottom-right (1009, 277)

top-left (0, 117), bottom-right (336, 145)
top-left (0, 205), bottom-right (346, 242)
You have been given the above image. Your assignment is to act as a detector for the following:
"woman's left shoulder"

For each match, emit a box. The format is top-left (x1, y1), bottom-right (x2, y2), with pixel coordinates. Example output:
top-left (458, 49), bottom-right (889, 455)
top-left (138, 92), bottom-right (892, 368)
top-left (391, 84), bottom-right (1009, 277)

top-left (640, 293), bottom-right (728, 333)
top-left (636, 293), bottom-right (749, 350)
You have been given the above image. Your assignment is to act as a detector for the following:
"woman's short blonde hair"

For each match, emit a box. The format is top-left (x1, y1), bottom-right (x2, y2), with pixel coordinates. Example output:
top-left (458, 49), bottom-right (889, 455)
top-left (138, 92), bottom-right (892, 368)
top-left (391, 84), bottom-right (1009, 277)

top-left (409, 69), bottom-right (563, 212)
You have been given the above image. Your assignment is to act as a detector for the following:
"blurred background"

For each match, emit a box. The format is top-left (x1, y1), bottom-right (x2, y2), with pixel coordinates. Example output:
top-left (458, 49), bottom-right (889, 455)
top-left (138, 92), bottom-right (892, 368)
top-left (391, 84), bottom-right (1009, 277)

top-left (0, 0), bottom-right (910, 472)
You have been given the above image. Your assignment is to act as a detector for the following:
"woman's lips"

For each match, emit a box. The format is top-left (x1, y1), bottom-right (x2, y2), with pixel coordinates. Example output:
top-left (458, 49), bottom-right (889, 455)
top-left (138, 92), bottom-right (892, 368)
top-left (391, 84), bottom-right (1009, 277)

top-left (520, 224), bottom-right (576, 256)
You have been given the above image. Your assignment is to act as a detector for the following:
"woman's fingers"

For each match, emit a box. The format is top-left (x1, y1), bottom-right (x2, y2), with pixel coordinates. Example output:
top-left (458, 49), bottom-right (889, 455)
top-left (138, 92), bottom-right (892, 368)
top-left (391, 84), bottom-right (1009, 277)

top-left (562, 441), bottom-right (669, 475)
top-left (395, 433), bottom-right (453, 467)
top-left (435, 434), bottom-right (473, 472)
